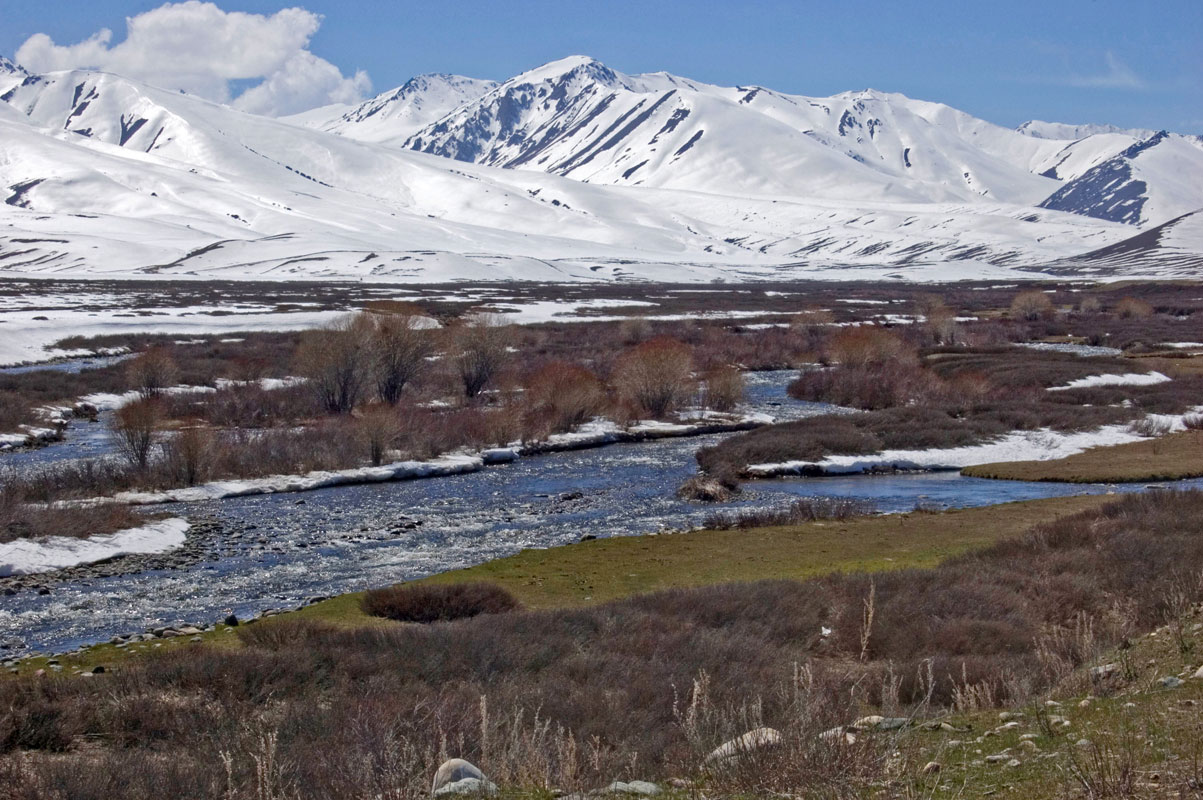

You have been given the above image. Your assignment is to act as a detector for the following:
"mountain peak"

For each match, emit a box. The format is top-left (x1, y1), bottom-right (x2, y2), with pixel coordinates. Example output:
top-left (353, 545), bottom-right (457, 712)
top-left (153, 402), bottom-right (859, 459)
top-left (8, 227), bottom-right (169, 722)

top-left (506, 56), bottom-right (622, 88)
top-left (0, 55), bottom-right (27, 75)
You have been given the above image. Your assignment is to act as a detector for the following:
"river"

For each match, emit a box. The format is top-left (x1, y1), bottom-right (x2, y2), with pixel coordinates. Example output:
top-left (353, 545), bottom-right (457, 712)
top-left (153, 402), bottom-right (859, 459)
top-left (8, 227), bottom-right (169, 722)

top-left (2, 370), bottom-right (1198, 655)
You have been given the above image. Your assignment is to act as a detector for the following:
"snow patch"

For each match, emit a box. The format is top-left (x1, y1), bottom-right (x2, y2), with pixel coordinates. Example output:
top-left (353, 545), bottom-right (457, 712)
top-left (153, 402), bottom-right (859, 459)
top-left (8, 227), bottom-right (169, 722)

top-left (1046, 372), bottom-right (1171, 391)
top-left (0, 518), bottom-right (189, 576)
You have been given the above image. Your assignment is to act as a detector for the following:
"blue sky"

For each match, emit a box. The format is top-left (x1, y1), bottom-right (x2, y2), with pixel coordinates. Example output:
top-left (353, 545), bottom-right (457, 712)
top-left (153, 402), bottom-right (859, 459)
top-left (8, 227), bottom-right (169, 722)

top-left (3, 0), bottom-right (1200, 130)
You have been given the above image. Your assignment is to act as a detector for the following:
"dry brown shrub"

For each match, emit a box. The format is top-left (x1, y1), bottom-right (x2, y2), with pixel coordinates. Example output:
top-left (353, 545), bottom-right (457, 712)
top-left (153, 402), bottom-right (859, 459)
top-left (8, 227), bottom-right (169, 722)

top-left (360, 582), bottom-right (521, 623)
top-left (295, 313), bottom-right (375, 414)
top-left (523, 361), bottom-right (606, 434)
top-left (701, 364), bottom-right (744, 412)
top-left (612, 337), bottom-right (695, 418)
top-left (113, 398), bottom-right (161, 469)
top-left (451, 313), bottom-right (512, 399)
top-left (125, 347), bottom-right (179, 398)
top-left (1009, 290), bottom-right (1055, 321)
top-left (1115, 296), bottom-right (1154, 319)
top-left (370, 311), bottom-right (434, 404)
top-left (826, 327), bottom-right (913, 368)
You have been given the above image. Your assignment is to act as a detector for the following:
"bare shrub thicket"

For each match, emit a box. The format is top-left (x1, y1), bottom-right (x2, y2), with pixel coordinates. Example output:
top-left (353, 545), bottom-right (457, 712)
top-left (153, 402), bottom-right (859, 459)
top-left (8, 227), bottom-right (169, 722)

top-left (296, 314), bottom-right (375, 414)
top-left (5, 491), bottom-right (1202, 797)
top-left (1009, 290), bottom-right (1055, 320)
top-left (1115, 296), bottom-right (1154, 319)
top-left (371, 310), bottom-right (434, 404)
top-left (701, 364), bottom-right (744, 412)
top-left (361, 582), bottom-right (521, 623)
top-left (113, 398), bottom-right (161, 469)
top-left (523, 361), bottom-right (606, 435)
top-left (452, 313), bottom-right (512, 398)
top-left (355, 404), bottom-right (402, 466)
top-left (125, 347), bottom-right (179, 398)
top-left (612, 337), bottom-right (695, 417)
top-left (161, 426), bottom-right (214, 486)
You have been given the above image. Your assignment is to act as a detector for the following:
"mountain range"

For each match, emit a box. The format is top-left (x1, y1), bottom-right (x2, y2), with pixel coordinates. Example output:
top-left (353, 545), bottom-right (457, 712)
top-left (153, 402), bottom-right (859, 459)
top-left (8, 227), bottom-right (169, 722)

top-left (1, 54), bottom-right (1200, 283)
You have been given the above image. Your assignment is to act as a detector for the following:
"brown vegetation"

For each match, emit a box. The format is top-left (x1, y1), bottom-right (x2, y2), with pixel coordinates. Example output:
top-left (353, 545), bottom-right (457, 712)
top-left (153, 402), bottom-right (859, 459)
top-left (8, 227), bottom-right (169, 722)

top-left (612, 337), bottom-right (695, 417)
top-left (361, 582), bottom-right (521, 623)
top-left (1, 491), bottom-right (1201, 797)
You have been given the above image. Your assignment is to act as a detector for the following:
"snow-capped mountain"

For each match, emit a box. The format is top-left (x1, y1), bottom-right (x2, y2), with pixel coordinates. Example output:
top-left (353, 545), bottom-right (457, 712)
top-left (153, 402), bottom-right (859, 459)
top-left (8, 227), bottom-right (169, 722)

top-left (316, 56), bottom-right (1199, 229)
top-left (1047, 209), bottom-right (1203, 276)
top-left (0, 54), bottom-right (1199, 283)
top-left (1039, 131), bottom-right (1203, 225)
top-left (286, 74), bottom-right (498, 146)
top-left (1016, 120), bottom-right (1155, 141)
top-left (397, 56), bottom-right (1057, 205)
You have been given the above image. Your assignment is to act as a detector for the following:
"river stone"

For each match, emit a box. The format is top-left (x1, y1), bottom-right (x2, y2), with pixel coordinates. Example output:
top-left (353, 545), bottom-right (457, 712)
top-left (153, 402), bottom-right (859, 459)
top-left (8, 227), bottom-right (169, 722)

top-left (432, 759), bottom-right (492, 796)
top-left (434, 778), bottom-right (496, 797)
top-left (703, 727), bottom-right (782, 764)
top-left (1159, 676), bottom-right (1183, 689)
top-left (604, 780), bottom-right (660, 796)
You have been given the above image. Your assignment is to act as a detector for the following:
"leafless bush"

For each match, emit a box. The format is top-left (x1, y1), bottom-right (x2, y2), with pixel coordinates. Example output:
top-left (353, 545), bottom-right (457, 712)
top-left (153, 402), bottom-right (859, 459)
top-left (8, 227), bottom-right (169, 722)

top-left (370, 311), bottom-right (434, 404)
top-left (1115, 296), bottom-right (1154, 319)
top-left (1010, 290), bottom-right (1055, 321)
top-left (612, 337), bottom-right (695, 418)
top-left (113, 398), bottom-right (161, 469)
top-left (1128, 417), bottom-right (1172, 437)
top-left (125, 347), bottom-right (179, 398)
top-left (355, 404), bottom-right (402, 466)
top-left (452, 313), bottom-right (512, 399)
top-left (296, 314), bottom-right (375, 414)
top-left (360, 582), bottom-right (521, 623)
top-left (161, 426), bottom-right (214, 486)
top-left (701, 364), bottom-right (744, 412)
top-left (523, 362), bottom-right (606, 434)
top-left (826, 327), bottom-right (914, 368)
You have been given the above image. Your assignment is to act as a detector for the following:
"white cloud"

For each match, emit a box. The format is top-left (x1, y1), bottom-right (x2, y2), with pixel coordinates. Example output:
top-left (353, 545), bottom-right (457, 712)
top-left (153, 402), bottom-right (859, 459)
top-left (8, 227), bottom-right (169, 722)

top-left (14, 2), bottom-right (371, 115)
top-left (1063, 52), bottom-right (1146, 90)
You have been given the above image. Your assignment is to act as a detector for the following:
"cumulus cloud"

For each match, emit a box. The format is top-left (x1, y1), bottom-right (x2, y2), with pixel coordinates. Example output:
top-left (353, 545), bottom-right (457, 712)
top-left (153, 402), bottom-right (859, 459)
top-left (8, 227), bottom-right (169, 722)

top-left (15, 2), bottom-right (371, 115)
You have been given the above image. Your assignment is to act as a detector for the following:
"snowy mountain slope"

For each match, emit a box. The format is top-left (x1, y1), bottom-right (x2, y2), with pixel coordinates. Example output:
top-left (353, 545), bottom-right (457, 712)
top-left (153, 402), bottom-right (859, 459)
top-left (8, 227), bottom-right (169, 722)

top-left (1039, 132), bottom-right (1203, 225)
top-left (0, 58), bottom-right (1195, 283)
top-left (1045, 209), bottom-right (1203, 277)
top-left (397, 57), bottom-right (1059, 206)
top-left (1016, 120), bottom-right (1155, 141)
top-left (314, 57), bottom-right (1200, 230)
top-left (284, 73), bottom-right (498, 146)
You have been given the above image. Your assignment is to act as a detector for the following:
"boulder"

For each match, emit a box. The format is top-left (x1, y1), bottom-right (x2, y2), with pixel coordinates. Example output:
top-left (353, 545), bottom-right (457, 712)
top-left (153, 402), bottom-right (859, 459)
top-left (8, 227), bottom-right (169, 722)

top-left (818, 726), bottom-right (857, 745)
top-left (703, 727), bottom-right (782, 764)
top-left (1192, 665), bottom-right (1203, 680)
top-left (432, 759), bottom-right (495, 796)
top-left (603, 781), bottom-right (661, 796)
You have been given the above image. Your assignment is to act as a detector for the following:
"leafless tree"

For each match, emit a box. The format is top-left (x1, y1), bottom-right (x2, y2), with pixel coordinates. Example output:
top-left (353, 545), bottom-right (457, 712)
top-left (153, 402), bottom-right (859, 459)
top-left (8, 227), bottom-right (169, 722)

top-left (370, 312), bottom-right (433, 404)
top-left (452, 313), bottom-right (512, 399)
top-left (296, 314), bottom-right (374, 414)
top-left (114, 398), bottom-right (161, 470)
top-left (126, 347), bottom-right (179, 398)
